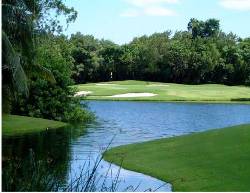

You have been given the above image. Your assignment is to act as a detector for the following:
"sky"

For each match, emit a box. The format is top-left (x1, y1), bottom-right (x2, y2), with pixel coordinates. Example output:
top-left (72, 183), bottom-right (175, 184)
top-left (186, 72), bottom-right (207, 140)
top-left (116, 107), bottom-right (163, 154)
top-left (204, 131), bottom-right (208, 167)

top-left (63, 0), bottom-right (250, 44)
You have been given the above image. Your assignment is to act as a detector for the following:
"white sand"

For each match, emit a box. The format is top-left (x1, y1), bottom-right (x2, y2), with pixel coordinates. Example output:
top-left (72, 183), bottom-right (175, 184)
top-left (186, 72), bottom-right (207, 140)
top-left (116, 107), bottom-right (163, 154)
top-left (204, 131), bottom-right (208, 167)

top-left (74, 91), bottom-right (92, 97)
top-left (108, 93), bottom-right (157, 98)
top-left (96, 83), bottom-right (118, 86)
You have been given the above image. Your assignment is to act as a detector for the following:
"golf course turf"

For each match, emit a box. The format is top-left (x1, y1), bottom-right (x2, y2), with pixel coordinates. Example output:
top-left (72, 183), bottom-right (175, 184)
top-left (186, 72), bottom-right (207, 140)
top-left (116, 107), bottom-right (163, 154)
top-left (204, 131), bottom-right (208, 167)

top-left (104, 124), bottom-right (250, 191)
top-left (2, 115), bottom-right (67, 136)
top-left (75, 80), bottom-right (250, 103)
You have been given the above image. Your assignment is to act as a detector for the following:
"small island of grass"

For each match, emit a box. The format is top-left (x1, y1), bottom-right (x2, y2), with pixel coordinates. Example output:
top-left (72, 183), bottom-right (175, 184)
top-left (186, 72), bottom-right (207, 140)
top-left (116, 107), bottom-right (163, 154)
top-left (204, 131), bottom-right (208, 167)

top-left (104, 124), bottom-right (250, 191)
top-left (2, 115), bottom-right (67, 137)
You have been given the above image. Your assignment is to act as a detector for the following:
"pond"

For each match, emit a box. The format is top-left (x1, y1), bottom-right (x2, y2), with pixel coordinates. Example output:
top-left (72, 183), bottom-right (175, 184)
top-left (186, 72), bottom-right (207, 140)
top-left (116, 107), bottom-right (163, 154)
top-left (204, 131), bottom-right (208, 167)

top-left (3, 101), bottom-right (250, 191)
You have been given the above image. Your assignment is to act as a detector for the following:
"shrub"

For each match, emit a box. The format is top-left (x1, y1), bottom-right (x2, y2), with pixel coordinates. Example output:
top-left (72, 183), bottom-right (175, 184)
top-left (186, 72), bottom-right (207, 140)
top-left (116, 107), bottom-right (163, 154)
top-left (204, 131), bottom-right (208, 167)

top-left (12, 35), bottom-right (94, 123)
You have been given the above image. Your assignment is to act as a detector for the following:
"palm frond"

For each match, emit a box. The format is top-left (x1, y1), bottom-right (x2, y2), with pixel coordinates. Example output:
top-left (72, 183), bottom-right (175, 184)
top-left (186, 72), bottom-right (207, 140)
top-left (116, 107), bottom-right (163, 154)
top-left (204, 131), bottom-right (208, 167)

top-left (2, 3), bottom-right (34, 61)
top-left (2, 31), bottom-right (29, 96)
top-left (27, 64), bottom-right (56, 83)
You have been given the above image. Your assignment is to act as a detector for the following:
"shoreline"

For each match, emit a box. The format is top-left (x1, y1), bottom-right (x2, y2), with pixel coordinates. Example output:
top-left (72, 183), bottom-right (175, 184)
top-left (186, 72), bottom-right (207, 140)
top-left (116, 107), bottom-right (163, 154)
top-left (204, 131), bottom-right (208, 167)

top-left (81, 98), bottom-right (250, 105)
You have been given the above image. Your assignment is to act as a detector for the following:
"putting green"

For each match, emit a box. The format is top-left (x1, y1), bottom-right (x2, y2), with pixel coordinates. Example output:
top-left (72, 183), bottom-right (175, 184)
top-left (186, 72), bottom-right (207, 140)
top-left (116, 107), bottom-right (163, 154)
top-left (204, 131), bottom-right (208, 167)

top-left (74, 80), bottom-right (250, 103)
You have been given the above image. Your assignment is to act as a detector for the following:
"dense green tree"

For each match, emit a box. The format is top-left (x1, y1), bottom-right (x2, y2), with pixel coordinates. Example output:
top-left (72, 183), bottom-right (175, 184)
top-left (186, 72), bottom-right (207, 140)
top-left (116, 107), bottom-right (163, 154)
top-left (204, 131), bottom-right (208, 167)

top-left (2, 0), bottom-right (94, 123)
top-left (50, 18), bottom-right (249, 87)
top-left (2, 0), bottom-right (77, 113)
top-left (13, 36), bottom-right (93, 122)
top-left (188, 18), bottom-right (220, 38)
top-left (203, 19), bottom-right (220, 37)
top-left (188, 18), bottom-right (205, 38)
top-left (70, 33), bottom-right (101, 83)
top-left (239, 38), bottom-right (250, 85)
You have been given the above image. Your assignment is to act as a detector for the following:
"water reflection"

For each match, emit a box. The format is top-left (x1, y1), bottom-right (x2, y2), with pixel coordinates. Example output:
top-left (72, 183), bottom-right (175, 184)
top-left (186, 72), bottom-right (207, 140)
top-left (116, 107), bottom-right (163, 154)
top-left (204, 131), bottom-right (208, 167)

top-left (2, 101), bottom-right (250, 191)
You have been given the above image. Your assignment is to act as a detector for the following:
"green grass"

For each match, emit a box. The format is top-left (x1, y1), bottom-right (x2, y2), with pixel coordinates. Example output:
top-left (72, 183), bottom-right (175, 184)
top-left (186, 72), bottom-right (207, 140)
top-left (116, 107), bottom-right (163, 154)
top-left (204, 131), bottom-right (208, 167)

top-left (104, 124), bottom-right (250, 191)
top-left (75, 80), bottom-right (250, 103)
top-left (2, 115), bottom-right (67, 136)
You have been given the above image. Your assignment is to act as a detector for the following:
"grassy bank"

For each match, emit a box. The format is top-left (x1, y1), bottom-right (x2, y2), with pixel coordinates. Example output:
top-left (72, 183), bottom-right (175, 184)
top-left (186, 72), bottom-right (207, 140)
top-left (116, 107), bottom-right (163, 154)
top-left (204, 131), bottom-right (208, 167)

top-left (75, 80), bottom-right (250, 103)
top-left (2, 115), bottom-right (67, 136)
top-left (104, 124), bottom-right (250, 191)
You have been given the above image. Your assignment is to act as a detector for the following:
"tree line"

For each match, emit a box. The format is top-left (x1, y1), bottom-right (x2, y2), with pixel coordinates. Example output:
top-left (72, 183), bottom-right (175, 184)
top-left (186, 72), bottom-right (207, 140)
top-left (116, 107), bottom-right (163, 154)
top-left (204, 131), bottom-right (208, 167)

top-left (69, 18), bottom-right (250, 85)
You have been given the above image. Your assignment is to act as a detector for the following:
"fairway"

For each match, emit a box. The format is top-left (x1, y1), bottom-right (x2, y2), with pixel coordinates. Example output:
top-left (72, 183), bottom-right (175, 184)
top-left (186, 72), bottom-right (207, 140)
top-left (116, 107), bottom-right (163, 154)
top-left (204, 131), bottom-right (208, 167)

top-left (2, 115), bottom-right (67, 136)
top-left (104, 124), bottom-right (250, 191)
top-left (75, 80), bottom-right (250, 103)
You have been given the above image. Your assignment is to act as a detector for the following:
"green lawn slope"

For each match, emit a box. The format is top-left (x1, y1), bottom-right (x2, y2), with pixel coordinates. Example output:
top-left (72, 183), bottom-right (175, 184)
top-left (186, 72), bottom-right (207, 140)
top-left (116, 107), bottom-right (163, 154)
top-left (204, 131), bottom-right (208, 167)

top-left (104, 124), bottom-right (250, 191)
top-left (75, 80), bottom-right (250, 103)
top-left (2, 115), bottom-right (67, 136)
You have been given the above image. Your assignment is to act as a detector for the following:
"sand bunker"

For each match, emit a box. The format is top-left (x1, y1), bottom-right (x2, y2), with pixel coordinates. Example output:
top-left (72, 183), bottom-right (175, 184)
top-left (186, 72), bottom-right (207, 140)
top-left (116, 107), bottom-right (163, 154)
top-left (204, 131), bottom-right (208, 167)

top-left (96, 83), bottom-right (118, 86)
top-left (74, 91), bottom-right (92, 97)
top-left (109, 93), bottom-right (157, 98)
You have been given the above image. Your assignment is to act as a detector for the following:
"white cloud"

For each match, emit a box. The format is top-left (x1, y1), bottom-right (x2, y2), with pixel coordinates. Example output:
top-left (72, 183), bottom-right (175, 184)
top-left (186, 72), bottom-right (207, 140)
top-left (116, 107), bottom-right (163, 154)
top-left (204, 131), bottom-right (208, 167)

top-left (121, 0), bottom-right (179, 17)
top-left (219, 0), bottom-right (250, 11)
top-left (120, 9), bottom-right (140, 17)
top-left (144, 6), bottom-right (177, 16)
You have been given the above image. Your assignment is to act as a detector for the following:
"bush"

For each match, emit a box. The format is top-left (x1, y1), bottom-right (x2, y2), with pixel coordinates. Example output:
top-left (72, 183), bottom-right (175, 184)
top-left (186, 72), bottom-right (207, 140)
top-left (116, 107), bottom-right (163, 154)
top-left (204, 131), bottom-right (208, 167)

top-left (13, 78), bottom-right (94, 123)
top-left (12, 35), bottom-right (94, 123)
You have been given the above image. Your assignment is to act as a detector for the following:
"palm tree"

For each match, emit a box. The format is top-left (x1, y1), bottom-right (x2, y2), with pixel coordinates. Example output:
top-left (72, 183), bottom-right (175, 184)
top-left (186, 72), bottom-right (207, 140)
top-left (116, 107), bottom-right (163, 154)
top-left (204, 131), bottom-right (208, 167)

top-left (2, 0), bottom-right (55, 113)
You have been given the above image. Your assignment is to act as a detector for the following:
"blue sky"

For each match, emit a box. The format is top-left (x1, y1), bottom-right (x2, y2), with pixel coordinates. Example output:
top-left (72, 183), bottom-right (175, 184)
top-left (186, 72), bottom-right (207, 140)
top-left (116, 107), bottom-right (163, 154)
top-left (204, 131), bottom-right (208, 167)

top-left (63, 0), bottom-right (250, 44)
